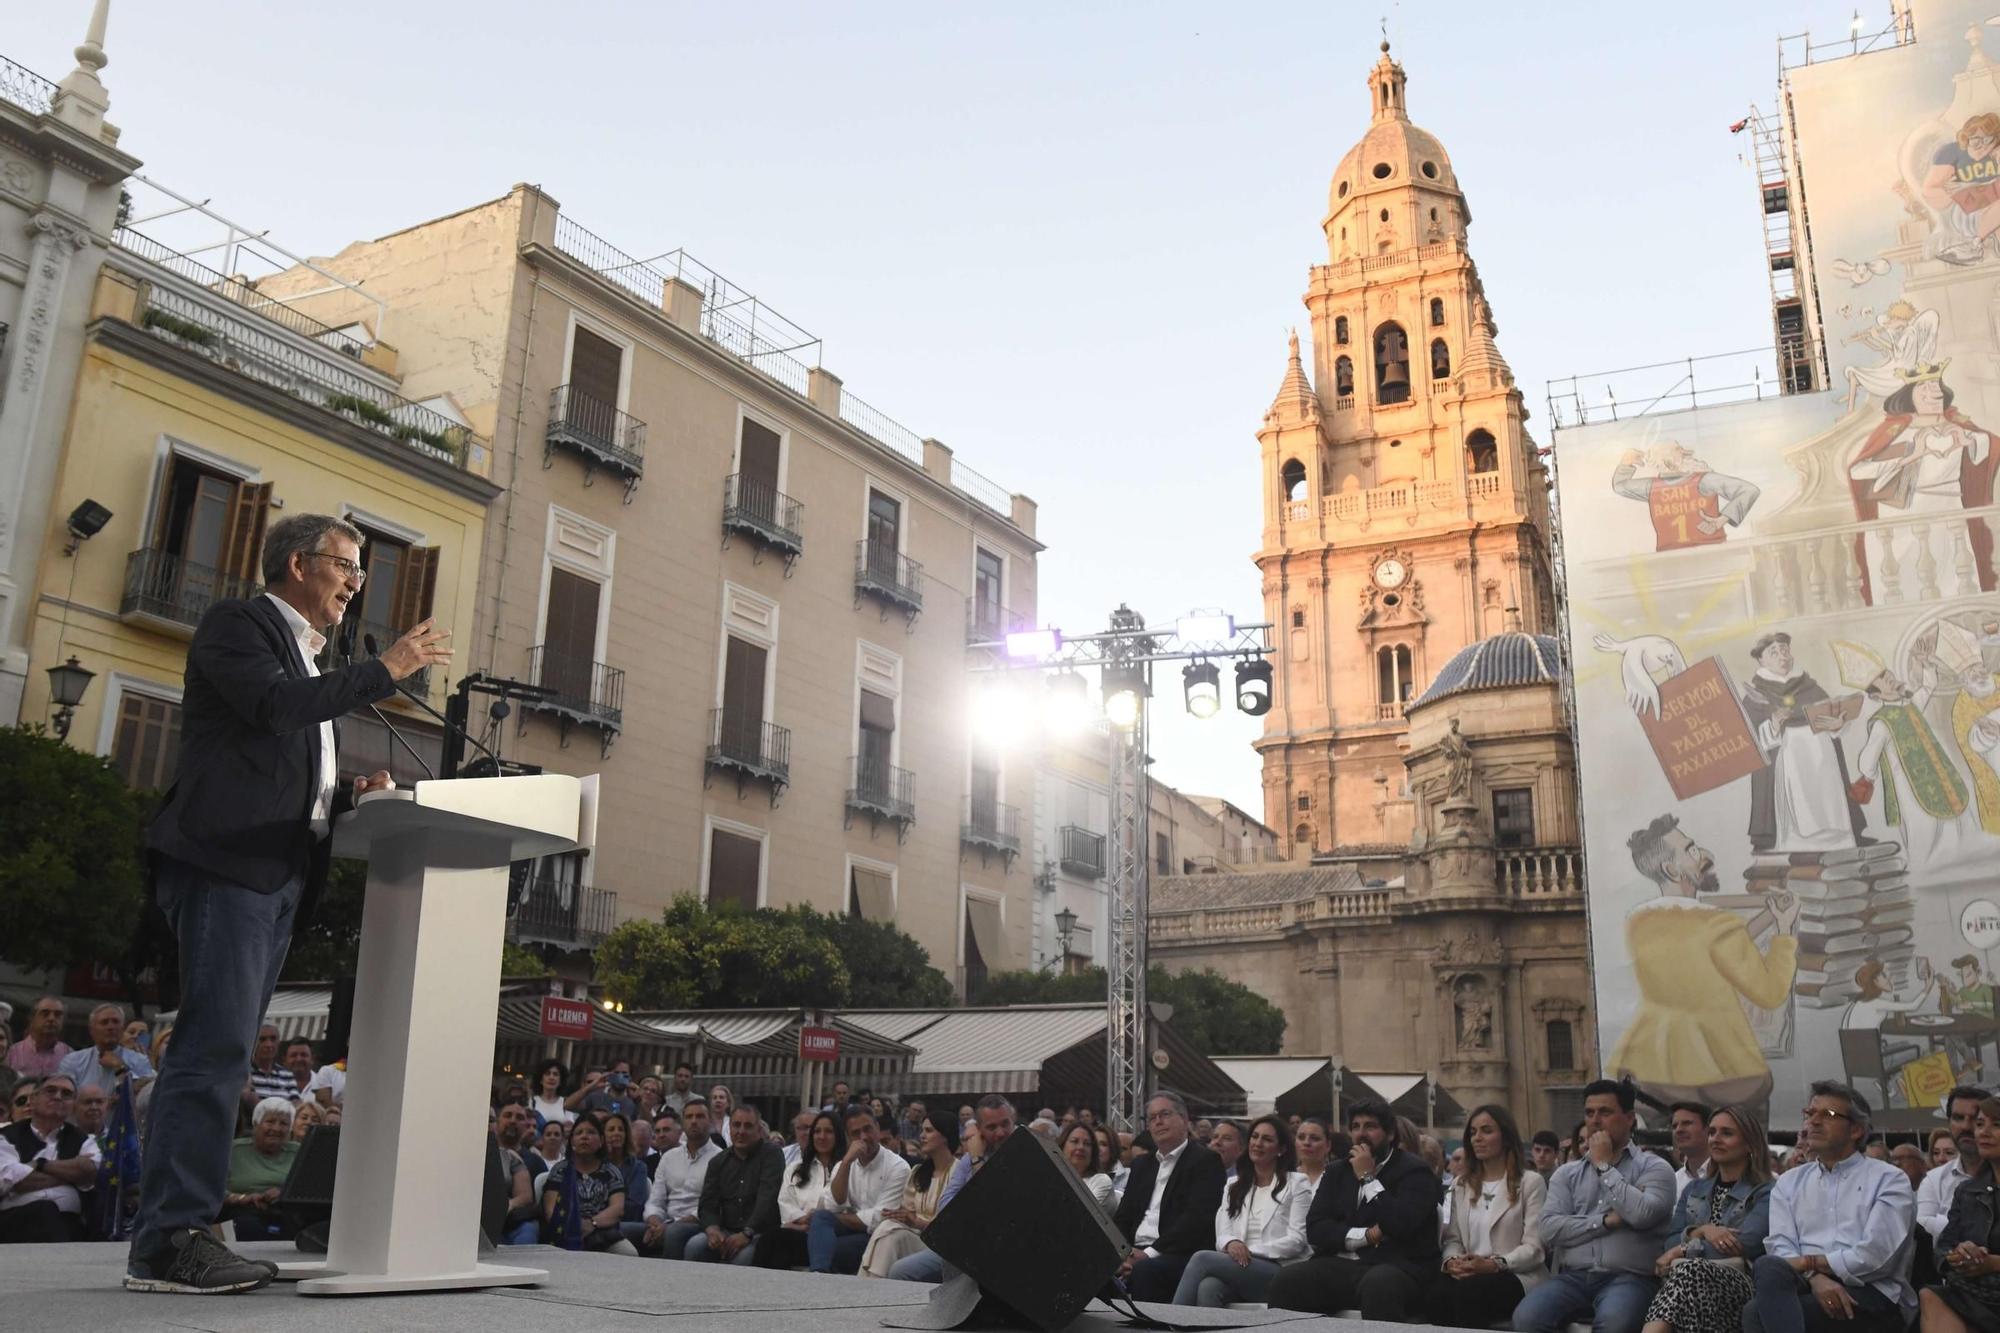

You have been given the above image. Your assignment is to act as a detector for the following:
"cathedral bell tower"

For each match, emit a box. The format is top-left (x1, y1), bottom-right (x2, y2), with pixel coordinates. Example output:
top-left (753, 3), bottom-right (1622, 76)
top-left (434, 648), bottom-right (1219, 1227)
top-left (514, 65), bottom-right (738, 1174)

top-left (1255, 41), bottom-right (1556, 859)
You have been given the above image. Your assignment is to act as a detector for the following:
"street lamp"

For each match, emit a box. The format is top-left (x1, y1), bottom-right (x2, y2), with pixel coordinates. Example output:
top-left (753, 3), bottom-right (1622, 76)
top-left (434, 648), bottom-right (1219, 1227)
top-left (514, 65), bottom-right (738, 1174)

top-left (1054, 905), bottom-right (1078, 971)
top-left (46, 656), bottom-right (95, 741)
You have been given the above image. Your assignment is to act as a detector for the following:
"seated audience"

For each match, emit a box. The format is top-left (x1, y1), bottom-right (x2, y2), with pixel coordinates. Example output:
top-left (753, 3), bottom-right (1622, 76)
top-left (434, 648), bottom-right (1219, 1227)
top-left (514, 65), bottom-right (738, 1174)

top-left (689, 1105), bottom-right (783, 1264)
top-left (1173, 1114), bottom-right (1308, 1308)
top-left (1923, 1089), bottom-right (1991, 1245)
top-left (1091, 1124), bottom-right (1122, 1206)
top-left (1427, 1104), bottom-right (1547, 1329)
top-left (1892, 1144), bottom-right (1929, 1193)
top-left (279, 1037), bottom-right (315, 1100)
top-left (71, 1084), bottom-right (110, 1148)
top-left (496, 1102), bottom-right (546, 1180)
top-left (862, 1112), bottom-right (958, 1278)
top-left (1749, 1081), bottom-right (1913, 1333)
top-left (542, 1112), bottom-right (627, 1251)
top-left (289, 1099), bottom-right (321, 1143)
top-left (538, 1119), bottom-right (567, 1167)
top-left (601, 1112), bottom-right (650, 1247)
top-left (709, 1085), bottom-right (737, 1146)
top-left (1267, 1099), bottom-right (1441, 1322)
top-left (647, 1107), bottom-right (679, 1176)
top-left (1112, 1092), bottom-right (1229, 1302)
top-left (758, 1111), bottom-right (841, 1269)
top-left (57, 1004), bottom-right (153, 1097)
top-left (244, 1025), bottom-right (295, 1107)
top-left (305, 1056), bottom-right (344, 1109)
top-left (1064, 1120), bottom-right (1117, 1214)
top-left (1532, 1130), bottom-right (1562, 1180)
top-left (1294, 1117), bottom-right (1333, 1205)
top-left (888, 1096), bottom-right (1019, 1282)
top-left (813, 1106), bottom-right (911, 1275)
top-left (578, 1060), bottom-right (641, 1120)
top-left (222, 1096), bottom-right (300, 1240)
top-left (783, 1108), bottom-right (816, 1168)
top-left (1670, 1103), bottom-right (1712, 1198)
top-left (1640, 1105), bottom-right (1773, 1333)
top-left (493, 1108), bottom-right (538, 1246)
top-left (1514, 1078), bottom-right (1675, 1333)
top-left (642, 1095), bottom-right (721, 1260)
top-left (0, 1072), bottom-right (98, 1243)
top-left (1936, 1131), bottom-right (1961, 1171)
top-left (1210, 1120), bottom-right (1245, 1180)
top-left (1922, 1093), bottom-right (2000, 1333)
top-left (530, 1059), bottom-right (571, 1128)
top-left (6, 997), bottom-right (71, 1078)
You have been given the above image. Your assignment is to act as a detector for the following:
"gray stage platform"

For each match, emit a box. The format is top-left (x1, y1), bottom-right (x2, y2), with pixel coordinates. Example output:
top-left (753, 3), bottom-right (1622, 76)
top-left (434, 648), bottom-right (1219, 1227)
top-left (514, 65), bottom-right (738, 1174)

top-left (0, 1241), bottom-right (1377, 1332)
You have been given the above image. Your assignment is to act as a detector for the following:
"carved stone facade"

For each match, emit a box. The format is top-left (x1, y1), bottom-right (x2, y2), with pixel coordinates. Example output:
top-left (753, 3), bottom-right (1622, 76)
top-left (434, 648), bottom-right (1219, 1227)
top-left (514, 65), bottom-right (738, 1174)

top-left (1152, 45), bottom-right (1591, 1134)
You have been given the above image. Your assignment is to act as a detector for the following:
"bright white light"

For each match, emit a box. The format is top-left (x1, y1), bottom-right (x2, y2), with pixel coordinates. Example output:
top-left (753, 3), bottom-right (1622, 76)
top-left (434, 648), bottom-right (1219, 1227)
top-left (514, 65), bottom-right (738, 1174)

top-left (1104, 688), bottom-right (1142, 730)
top-left (1183, 661), bottom-right (1222, 719)
top-left (1177, 611), bottom-right (1234, 643)
top-left (1006, 628), bottom-right (1060, 659)
top-left (971, 680), bottom-right (1030, 750)
top-left (1042, 673), bottom-right (1093, 737)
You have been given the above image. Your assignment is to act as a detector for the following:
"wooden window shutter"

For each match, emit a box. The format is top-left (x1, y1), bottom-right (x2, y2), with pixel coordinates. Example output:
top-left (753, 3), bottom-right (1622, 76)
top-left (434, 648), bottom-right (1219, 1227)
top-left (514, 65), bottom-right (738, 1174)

top-left (708, 829), bottom-right (761, 911)
top-left (222, 481), bottom-right (272, 583)
top-left (569, 326), bottom-right (622, 408)
top-left (392, 546), bottom-right (440, 631)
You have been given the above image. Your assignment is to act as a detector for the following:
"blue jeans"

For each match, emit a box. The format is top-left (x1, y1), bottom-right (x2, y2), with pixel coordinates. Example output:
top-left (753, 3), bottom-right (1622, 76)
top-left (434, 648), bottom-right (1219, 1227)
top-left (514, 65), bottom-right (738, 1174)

top-left (1513, 1269), bottom-right (1658, 1333)
top-left (649, 1220), bottom-right (703, 1260)
top-left (1173, 1250), bottom-right (1283, 1307)
top-left (806, 1210), bottom-right (869, 1274)
top-left (889, 1248), bottom-right (945, 1282)
top-left (684, 1230), bottom-right (758, 1264)
top-left (503, 1218), bottom-right (540, 1246)
top-left (128, 858), bottom-right (303, 1267)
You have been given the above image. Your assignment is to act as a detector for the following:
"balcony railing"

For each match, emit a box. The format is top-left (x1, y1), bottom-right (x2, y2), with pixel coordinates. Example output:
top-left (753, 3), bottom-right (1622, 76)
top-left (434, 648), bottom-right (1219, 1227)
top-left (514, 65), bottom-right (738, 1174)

top-left (845, 755), bottom-right (915, 833)
top-left (721, 473), bottom-right (804, 566)
top-left (966, 597), bottom-right (1028, 646)
top-left (1498, 846), bottom-right (1584, 898)
top-left (120, 548), bottom-right (257, 632)
top-left (1058, 825), bottom-right (1107, 878)
top-left (855, 539), bottom-right (923, 619)
top-left (323, 617), bottom-right (428, 697)
top-left (0, 55), bottom-right (57, 117)
top-left (962, 796), bottom-right (1021, 859)
top-left (508, 870), bottom-right (618, 949)
top-left (131, 284), bottom-right (476, 471)
top-left (523, 645), bottom-right (625, 753)
top-left (705, 708), bottom-right (791, 803)
top-left (546, 384), bottom-right (646, 495)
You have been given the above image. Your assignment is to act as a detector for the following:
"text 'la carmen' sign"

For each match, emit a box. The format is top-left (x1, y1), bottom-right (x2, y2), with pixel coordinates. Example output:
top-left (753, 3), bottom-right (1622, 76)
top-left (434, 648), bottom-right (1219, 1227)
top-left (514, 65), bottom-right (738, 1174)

top-left (799, 1026), bottom-right (840, 1063)
top-left (539, 996), bottom-right (595, 1041)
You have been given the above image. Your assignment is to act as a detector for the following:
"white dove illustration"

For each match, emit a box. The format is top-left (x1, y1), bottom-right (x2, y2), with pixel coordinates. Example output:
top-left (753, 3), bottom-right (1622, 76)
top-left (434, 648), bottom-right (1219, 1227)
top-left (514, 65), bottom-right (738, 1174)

top-left (1591, 632), bottom-right (1688, 719)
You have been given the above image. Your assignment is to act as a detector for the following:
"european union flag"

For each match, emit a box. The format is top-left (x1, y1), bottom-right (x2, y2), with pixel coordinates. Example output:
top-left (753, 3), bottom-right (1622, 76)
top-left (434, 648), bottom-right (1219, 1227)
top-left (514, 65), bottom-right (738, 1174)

top-left (95, 1075), bottom-right (143, 1240)
top-left (549, 1158), bottom-right (583, 1250)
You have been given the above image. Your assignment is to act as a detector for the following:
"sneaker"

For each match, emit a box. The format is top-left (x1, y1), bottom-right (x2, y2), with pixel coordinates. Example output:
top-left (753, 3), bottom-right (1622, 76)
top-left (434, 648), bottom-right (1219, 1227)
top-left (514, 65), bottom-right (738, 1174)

top-left (124, 1228), bottom-right (275, 1294)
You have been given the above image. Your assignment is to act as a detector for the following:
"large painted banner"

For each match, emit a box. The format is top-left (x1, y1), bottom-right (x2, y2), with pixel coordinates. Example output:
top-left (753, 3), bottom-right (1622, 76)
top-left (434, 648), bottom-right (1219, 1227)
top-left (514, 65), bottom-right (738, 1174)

top-left (1561, 0), bottom-right (2000, 1128)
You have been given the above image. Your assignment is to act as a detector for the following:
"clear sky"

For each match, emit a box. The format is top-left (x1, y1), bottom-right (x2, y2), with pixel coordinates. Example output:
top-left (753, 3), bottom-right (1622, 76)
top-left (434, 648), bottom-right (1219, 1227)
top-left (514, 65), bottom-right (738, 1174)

top-left (14, 1), bottom-right (1852, 818)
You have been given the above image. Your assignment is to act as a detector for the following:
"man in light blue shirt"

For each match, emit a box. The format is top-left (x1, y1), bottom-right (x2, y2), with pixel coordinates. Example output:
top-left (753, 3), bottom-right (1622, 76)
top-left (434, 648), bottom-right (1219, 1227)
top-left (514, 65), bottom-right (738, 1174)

top-left (885, 1095), bottom-right (1016, 1282)
top-left (56, 1005), bottom-right (154, 1098)
top-left (1515, 1078), bottom-right (1676, 1333)
top-left (1750, 1080), bottom-right (1913, 1333)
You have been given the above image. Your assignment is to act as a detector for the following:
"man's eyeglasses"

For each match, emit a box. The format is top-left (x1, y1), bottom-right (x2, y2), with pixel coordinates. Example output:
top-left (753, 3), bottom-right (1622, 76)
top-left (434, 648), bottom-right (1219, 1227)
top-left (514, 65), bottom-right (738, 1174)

top-left (304, 553), bottom-right (367, 584)
top-left (1146, 1109), bottom-right (1182, 1123)
top-left (1801, 1107), bottom-right (1851, 1123)
top-left (37, 1086), bottom-right (75, 1100)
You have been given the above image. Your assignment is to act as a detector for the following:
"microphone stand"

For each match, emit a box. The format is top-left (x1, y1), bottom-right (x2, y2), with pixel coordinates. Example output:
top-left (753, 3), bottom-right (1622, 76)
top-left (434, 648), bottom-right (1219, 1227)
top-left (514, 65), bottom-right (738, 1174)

top-left (342, 634), bottom-right (436, 780)
top-left (363, 634), bottom-right (509, 775)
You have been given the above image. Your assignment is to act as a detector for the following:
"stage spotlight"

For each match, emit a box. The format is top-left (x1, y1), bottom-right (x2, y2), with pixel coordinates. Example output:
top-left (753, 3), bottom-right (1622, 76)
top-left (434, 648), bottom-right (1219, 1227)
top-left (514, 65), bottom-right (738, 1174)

top-left (1102, 661), bottom-right (1148, 731)
top-left (1006, 627), bottom-right (1061, 659)
top-left (1177, 611), bottom-right (1234, 644)
top-left (1042, 672), bottom-right (1092, 737)
top-left (972, 679), bottom-right (1029, 750)
top-left (1234, 658), bottom-right (1273, 716)
top-left (1182, 661), bottom-right (1221, 719)
top-left (63, 498), bottom-right (112, 555)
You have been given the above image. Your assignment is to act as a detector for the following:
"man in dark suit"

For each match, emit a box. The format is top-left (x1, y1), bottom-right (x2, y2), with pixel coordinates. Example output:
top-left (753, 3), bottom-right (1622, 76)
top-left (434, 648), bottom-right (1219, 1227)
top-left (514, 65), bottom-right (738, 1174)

top-left (1112, 1091), bottom-right (1227, 1302)
top-left (1267, 1098), bottom-right (1442, 1321)
top-left (124, 514), bottom-right (450, 1295)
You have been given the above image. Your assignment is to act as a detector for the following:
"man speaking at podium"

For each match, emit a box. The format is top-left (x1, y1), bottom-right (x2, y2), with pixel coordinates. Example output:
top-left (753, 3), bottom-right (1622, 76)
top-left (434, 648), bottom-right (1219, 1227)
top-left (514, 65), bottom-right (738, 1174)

top-left (125, 514), bottom-right (450, 1295)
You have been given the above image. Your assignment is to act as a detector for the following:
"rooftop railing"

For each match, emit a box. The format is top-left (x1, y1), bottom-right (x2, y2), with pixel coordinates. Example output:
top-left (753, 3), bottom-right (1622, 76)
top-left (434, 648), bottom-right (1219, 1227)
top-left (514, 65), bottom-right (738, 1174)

top-left (1544, 346), bottom-right (1786, 431)
top-left (0, 55), bottom-right (57, 117)
top-left (115, 227), bottom-right (368, 355)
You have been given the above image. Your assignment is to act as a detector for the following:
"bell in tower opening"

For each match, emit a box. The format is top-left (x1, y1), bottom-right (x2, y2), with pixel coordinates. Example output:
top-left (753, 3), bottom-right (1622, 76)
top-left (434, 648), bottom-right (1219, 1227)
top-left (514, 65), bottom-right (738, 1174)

top-left (1375, 322), bottom-right (1411, 404)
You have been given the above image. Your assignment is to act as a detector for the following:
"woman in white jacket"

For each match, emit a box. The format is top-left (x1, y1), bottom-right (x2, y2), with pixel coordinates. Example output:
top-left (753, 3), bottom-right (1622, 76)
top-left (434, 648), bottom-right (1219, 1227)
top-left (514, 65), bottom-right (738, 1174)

top-left (1171, 1114), bottom-right (1310, 1307)
top-left (754, 1111), bottom-right (840, 1269)
top-left (1423, 1104), bottom-right (1546, 1328)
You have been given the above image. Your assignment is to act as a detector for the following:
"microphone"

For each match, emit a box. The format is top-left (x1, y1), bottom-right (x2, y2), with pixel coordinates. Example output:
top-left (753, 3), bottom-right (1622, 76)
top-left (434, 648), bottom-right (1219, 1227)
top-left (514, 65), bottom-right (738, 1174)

top-left (342, 626), bottom-right (433, 781)
top-left (365, 632), bottom-right (508, 776)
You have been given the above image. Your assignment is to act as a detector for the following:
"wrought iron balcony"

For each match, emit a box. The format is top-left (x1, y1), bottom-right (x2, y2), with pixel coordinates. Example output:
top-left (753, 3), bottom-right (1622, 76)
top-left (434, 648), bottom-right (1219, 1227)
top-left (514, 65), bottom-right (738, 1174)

top-left (1058, 825), bottom-right (1106, 879)
top-left (120, 548), bottom-right (257, 633)
top-left (508, 869), bottom-right (618, 949)
top-left (705, 708), bottom-right (791, 805)
top-left (546, 384), bottom-right (645, 498)
top-left (322, 616), bottom-right (429, 697)
top-left (966, 597), bottom-right (1028, 647)
top-left (855, 539), bottom-right (923, 624)
top-left (522, 645), bottom-right (625, 756)
top-left (962, 796), bottom-right (1021, 864)
top-left (845, 755), bottom-right (915, 840)
top-left (721, 473), bottom-right (804, 571)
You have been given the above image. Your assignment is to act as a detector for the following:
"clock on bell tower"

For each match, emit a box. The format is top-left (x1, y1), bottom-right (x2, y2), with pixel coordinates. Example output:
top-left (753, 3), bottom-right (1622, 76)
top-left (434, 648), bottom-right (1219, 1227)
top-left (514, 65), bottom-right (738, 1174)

top-left (1253, 40), bottom-right (1555, 859)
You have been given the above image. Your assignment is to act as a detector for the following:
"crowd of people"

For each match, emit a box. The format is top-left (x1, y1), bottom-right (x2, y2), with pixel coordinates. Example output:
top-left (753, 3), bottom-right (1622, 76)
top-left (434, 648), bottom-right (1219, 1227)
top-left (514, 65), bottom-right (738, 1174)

top-left (10, 998), bottom-right (2000, 1333)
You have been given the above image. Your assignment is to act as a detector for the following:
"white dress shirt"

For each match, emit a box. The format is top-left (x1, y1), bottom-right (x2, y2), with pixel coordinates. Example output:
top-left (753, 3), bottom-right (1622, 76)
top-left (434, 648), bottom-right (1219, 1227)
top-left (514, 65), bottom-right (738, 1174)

top-left (264, 593), bottom-right (338, 839)
top-left (1135, 1139), bottom-right (1187, 1253)
top-left (0, 1121), bottom-right (101, 1216)
top-left (1918, 1156), bottom-right (1971, 1241)
top-left (1346, 1149), bottom-right (1393, 1251)
top-left (643, 1137), bottom-right (720, 1223)
top-left (779, 1158), bottom-right (835, 1225)
top-left (838, 1145), bottom-right (913, 1232)
top-left (1212, 1173), bottom-right (1311, 1262)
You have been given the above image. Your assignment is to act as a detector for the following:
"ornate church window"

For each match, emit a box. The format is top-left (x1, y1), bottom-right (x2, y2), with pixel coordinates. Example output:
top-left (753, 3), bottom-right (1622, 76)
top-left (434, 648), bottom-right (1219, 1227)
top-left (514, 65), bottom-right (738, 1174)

top-left (1376, 644), bottom-right (1414, 710)
top-left (1291, 607), bottom-right (1306, 628)
top-left (1492, 787), bottom-right (1534, 849)
top-left (1296, 791), bottom-right (1310, 812)
top-left (1373, 323), bottom-right (1410, 405)
top-left (1467, 429), bottom-right (1498, 474)
top-left (1430, 338), bottom-right (1451, 379)
top-left (1281, 458), bottom-right (1307, 501)
top-left (1545, 1019), bottom-right (1575, 1071)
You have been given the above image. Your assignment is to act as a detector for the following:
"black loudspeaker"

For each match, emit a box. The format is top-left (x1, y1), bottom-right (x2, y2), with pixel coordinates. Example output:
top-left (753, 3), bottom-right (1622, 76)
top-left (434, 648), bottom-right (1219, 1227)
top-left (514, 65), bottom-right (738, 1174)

top-left (279, 1123), bottom-right (339, 1252)
top-left (324, 976), bottom-right (357, 1063)
top-left (915, 1127), bottom-right (1125, 1332)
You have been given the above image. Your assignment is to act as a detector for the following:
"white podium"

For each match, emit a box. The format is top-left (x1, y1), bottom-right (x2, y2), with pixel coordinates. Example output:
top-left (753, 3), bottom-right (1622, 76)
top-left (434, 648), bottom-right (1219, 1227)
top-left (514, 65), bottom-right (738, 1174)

top-left (279, 774), bottom-right (593, 1296)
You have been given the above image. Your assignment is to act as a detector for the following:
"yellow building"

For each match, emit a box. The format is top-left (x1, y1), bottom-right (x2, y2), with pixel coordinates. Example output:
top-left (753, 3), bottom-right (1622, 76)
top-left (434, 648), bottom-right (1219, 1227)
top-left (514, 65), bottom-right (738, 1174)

top-left (18, 232), bottom-right (496, 788)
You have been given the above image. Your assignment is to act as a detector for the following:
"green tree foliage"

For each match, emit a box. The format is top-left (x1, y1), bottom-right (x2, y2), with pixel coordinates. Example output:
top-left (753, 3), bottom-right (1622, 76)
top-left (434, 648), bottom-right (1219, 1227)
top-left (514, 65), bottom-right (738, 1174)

top-left (595, 896), bottom-right (955, 1010)
top-left (973, 964), bottom-right (1286, 1056)
top-left (0, 726), bottom-right (150, 972)
top-left (770, 905), bottom-right (955, 1007)
top-left (500, 941), bottom-right (553, 978)
top-left (282, 860), bottom-right (554, 981)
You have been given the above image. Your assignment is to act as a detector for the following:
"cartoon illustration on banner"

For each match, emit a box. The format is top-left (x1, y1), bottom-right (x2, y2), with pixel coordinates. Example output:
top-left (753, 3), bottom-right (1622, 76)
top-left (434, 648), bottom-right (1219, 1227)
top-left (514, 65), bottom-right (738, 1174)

top-left (1561, 0), bottom-right (2000, 1128)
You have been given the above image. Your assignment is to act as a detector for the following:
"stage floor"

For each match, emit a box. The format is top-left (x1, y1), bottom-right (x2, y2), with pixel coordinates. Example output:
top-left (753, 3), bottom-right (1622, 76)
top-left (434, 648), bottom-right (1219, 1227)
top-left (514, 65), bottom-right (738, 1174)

top-left (0, 1241), bottom-right (1371, 1332)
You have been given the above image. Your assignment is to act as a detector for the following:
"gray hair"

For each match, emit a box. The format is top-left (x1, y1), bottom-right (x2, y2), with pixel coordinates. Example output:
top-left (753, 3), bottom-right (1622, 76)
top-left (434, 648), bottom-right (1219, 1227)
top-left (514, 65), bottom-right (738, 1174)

top-left (253, 1096), bottom-right (296, 1127)
top-left (263, 514), bottom-right (362, 587)
top-left (89, 1003), bottom-right (125, 1023)
top-left (1146, 1091), bottom-right (1190, 1121)
top-left (1808, 1079), bottom-right (1872, 1130)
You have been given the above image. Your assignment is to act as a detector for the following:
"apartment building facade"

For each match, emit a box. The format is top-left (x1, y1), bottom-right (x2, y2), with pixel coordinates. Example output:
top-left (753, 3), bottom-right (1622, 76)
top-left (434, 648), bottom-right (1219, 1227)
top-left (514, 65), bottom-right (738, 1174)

top-left (254, 186), bottom-right (1040, 989)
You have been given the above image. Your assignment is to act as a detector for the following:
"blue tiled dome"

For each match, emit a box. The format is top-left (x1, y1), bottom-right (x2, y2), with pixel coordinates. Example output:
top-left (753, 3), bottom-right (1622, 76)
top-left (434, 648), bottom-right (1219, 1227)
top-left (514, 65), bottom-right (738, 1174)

top-left (1409, 632), bottom-right (1565, 709)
